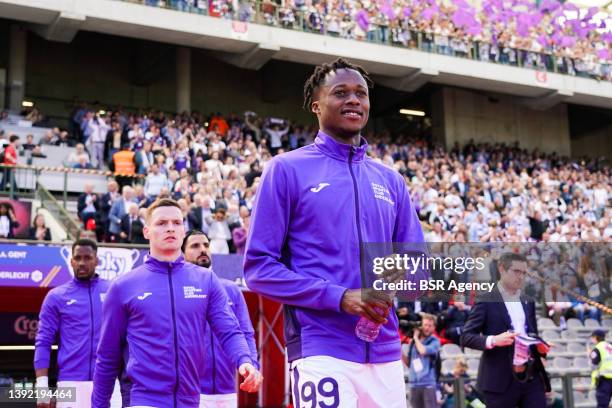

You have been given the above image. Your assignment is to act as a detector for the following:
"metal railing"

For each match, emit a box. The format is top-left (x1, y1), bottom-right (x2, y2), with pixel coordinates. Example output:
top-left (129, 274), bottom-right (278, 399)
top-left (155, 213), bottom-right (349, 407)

top-left (36, 182), bottom-right (81, 241)
top-left (118, 0), bottom-right (612, 82)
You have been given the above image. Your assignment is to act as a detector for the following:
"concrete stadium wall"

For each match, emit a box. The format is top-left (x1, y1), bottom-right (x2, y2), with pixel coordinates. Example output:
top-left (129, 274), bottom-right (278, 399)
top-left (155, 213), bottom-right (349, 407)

top-left (571, 125), bottom-right (612, 163)
top-left (437, 87), bottom-right (571, 156)
top-left (16, 27), bottom-right (313, 125)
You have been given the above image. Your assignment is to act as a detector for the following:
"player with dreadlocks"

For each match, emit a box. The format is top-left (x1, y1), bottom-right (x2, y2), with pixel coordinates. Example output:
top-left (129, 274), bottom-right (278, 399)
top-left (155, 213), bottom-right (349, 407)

top-left (244, 58), bottom-right (425, 407)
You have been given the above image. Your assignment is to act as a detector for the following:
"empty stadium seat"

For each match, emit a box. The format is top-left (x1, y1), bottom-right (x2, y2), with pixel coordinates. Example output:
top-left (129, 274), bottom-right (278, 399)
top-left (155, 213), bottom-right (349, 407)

top-left (550, 377), bottom-right (563, 391)
top-left (538, 318), bottom-right (558, 330)
top-left (467, 359), bottom-right (479, 375)
top-left (573, 357), bottom-right (591, 371)
top-left (548, 343), bottom-right (566, 357)
top-left (561, 330), bottom-right (582, 340)
top-left (549, 357), bottom-right (572, 374)
top-left (567, 342), bottom-right (587, 354)
top-left (542, 330), bottom-right (561, 341)
top-left (567, 319), bottom-right (584, 331)
top-left (441, 344), bottom-right (463, 359)
top-left (585, 319), bottom-right (602, 329)
top-left (465, 348), bottom-right (483, 357)
top-left (441, 359), bottom-right (455, 376)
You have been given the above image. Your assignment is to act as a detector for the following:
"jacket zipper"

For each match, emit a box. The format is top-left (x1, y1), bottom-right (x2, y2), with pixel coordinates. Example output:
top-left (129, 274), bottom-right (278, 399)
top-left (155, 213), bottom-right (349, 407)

top-left (348, 147), bottom-right (369, 363)
top-left (210, 330), bottom-right (217, 394)
top-left (168, 265), bottom-right (179, 408)
top-left (88, 281), bottom-right (94, 381)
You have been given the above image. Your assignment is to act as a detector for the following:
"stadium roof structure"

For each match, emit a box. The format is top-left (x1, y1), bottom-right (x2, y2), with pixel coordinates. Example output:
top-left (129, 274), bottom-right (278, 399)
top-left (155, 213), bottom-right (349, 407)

top-left (1, 0), bottom-right (611, 109)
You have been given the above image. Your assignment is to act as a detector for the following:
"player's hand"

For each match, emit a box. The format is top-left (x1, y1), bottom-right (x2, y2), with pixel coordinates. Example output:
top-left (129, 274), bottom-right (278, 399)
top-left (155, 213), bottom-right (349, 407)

top-left (238, 363), bottom-right (263, 393)
top-left (341, 289), bottom-right (391, 324)
top-left (493, 331), bottom-right (518, 347)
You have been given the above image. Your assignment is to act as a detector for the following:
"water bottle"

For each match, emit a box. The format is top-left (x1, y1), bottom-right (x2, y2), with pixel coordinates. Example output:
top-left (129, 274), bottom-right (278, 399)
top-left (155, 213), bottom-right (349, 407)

top-left (355, 307), bottom-right (386, 342)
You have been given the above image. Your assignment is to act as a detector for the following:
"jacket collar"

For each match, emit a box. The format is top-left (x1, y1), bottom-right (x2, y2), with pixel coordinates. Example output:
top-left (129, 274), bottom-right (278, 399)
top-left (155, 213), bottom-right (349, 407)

top-left (145, 253), bottom-right (185, 272)
top-left (72, 274), bottom-right (99, 286)
top-left (314, 131), bottom-right (368, 163)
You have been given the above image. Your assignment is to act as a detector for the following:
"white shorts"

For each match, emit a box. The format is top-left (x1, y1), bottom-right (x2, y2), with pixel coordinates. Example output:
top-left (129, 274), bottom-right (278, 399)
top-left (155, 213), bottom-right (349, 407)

top-left (290, 355), bottom-right (407, 408)
top-left (56, 380), bottom-right (122, 408)
top-left (199, 393), bottom-right (238, 408)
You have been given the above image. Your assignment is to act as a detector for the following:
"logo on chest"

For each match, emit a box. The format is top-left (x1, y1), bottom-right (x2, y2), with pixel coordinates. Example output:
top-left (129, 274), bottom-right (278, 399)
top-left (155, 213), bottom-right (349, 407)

top-left (183, 286), bottom-right (207, 299)
top-left (371, 182), bottom-right (394, 206)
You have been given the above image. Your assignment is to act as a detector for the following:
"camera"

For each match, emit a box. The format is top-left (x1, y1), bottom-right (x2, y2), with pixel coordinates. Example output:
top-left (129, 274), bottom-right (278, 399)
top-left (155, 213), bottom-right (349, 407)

top-left (399, 318), bottom-right (422, 339)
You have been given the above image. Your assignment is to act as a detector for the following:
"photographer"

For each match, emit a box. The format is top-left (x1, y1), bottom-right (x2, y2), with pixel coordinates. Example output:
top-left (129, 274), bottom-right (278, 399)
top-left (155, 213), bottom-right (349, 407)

top-left (406, 313), bottom-right (441, 408)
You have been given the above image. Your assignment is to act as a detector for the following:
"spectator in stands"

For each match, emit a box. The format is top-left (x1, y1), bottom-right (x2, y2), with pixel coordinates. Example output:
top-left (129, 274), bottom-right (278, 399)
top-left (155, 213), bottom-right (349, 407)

top-left (99, 180), bottom-right (119, 240)
top-left (66, 143), bottom-right (89, 166)
top-left (111, 143), bottom-right (136, 190)
top-left (119, 202), bottom-right (142, 243)
top-left (131, 207), bottom-right (148, 244)
top-left (108, 185), bottom-right (135, 242)
top-left (135, 140), bottom-right (154, 175)
top-left (206, 207), bottom-right (232, 254)
top-left (189, 193), bottom-right (212, 234)
top-left (439, 298), bottom-right (470, 345)
top-left (144, 163), bottom-right (168, 199)
top-left (22, 134), bottom-right (36, 151)
top-left (105, 121), bottom-right (127, 165)
top-left (0, 203), bottom-right (19, 239)
top-left (87, 112), bottom-right (111, 168)
top-left (0, 135), bottom-right (19, 192)
top-left (73, 154), bottom-right (94, 169)
top-left (231, 206), bottom-right (250, 255)
top-left (78, 183), bottom-right (100, 227)
top-left (28, 213), bottom-right (51, 241)
top-left (407, 313), bottom-right (441, 408)
top-left (442, 358), bottom-right (483, 408)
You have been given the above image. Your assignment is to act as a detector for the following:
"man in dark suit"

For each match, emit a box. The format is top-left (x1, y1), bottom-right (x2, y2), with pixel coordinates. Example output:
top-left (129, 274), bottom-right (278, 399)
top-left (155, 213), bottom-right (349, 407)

top-left (188, 194), bottom-right (213, 235)
top-left (461, 252), bottom-right (549, 408)
top-left (119, 202), bottom-right (140, 243)
top-left (77, 183), bottom-right (100, 226)
top-left (99, 180), bottom-right (120, 241)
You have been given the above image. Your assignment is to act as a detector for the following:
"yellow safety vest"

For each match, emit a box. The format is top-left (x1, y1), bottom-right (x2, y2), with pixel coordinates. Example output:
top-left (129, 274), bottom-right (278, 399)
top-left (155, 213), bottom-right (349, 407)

top-left (591, 341), bottom-right (612, 387)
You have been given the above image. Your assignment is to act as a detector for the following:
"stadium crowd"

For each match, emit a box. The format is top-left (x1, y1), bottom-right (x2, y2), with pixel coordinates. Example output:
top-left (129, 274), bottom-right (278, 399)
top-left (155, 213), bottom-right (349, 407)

top-left (56, 103), bottom-right (611, 249)
top-left (2, 98), bottom-right (611, 406)
top-left (136, 0), bottom-right (612, 81)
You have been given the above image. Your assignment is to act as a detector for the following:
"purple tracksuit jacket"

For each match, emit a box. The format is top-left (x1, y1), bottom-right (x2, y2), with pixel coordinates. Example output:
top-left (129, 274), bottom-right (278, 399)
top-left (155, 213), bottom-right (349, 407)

top-left (201, 278), bottom-right (258, 395)
top-left (34, 275), bottom-right (110, 381)
top-left (244, 131), bottom-right (426, 364)
top-left (92, 255), bottom-right (253, 408)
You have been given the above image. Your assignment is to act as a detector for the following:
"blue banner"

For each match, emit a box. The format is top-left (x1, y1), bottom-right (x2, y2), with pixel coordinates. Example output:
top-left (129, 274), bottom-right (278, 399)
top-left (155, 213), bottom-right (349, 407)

top-left (0, 244), bottom-right (245, 288)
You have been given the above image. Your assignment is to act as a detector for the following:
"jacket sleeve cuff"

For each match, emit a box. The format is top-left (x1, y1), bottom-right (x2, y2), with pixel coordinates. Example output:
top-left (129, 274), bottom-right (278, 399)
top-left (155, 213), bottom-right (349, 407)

top-left (324, 285), bottom-right (348, 313)
top-left (237, 355), bottom-right (254, 368)
top-left (33, 354), bottom-right (50, 370)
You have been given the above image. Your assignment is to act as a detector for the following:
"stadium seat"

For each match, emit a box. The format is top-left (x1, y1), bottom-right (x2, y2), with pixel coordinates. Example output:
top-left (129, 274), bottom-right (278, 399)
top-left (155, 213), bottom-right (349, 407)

top-left (538, 318), bottom-right (558, 330)
top-left (561, 330), bottom-right (581, 340)
top-left (441, 344), bottom-right (463, 359)
top-left (585, 319), bottom-right (602, 329)
top-left (549, 357), bottom-right (572, 374)
top-left (550, 377), bottom-right (563, 392)
top-left (548, 343), bottom-right (566, 357)
top-left (542, 330), bottom-right (561, 341)
top-left (603, 319), bottom-right (612, 329)
top-left (441, 359), bottom-right (455, 376)
top-left (567, 342), bottom-right (587, 354)
top-left (467, 359), bottom-right (479, 376)
top-left (567, 319), bottom-right (584, 331)
top-left (465, 348), bottom-right (483, 358)
top-left (573, 357), bottom-right (591, 372)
